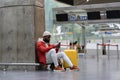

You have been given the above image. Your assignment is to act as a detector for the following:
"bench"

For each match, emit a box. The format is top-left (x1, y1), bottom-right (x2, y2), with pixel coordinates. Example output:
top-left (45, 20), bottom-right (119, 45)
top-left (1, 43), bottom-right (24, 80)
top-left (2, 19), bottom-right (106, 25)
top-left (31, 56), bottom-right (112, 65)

top-left (0, 63), bottom-right (40, 71)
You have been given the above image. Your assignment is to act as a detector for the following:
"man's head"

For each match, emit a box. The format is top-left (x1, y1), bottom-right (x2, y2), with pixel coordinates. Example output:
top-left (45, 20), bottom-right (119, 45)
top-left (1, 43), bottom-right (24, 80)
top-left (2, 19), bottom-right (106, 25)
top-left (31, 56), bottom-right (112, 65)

top-left (42, 31), bottom-right (51, 43)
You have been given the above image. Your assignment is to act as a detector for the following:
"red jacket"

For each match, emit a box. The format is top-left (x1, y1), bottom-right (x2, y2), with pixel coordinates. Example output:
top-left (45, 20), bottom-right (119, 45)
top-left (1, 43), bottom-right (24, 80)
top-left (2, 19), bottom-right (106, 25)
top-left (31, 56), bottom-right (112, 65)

top-left (36, 39), bottom-right (55, 64)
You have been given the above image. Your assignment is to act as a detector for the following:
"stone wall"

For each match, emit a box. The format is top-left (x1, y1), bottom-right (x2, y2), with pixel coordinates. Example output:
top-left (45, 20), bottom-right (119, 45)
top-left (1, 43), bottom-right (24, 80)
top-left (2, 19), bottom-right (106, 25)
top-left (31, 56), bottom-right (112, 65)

top-left (0, 0), bottom-right (45, 70)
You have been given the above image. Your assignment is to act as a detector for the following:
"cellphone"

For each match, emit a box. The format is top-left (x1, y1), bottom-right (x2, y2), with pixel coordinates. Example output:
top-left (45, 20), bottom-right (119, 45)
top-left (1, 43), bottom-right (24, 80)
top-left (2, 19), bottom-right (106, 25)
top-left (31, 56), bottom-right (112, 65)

top-left (56, 42), bottom-right (61, 46)
top-left (58, 42), bottom-right (61, 45)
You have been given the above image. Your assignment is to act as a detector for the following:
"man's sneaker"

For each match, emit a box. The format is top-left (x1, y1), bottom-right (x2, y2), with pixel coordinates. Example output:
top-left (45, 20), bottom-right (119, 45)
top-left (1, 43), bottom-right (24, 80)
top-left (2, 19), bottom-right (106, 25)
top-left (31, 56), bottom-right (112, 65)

top-left (70, 65), bottom-right (80, 71)
top-left (54, 66), bottom-right (64, 71)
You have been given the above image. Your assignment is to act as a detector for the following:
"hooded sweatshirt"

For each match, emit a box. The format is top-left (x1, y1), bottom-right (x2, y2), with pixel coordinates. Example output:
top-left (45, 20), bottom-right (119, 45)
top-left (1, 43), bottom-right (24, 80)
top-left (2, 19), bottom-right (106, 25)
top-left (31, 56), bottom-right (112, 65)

top-left (36, 38), bottom-right (55, 64)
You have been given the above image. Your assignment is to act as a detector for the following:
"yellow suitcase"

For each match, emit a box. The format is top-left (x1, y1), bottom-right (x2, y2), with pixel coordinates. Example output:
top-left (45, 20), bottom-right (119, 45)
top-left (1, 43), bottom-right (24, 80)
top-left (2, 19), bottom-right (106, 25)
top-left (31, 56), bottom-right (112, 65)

top-left (63, 49), bottom-right (78, 68)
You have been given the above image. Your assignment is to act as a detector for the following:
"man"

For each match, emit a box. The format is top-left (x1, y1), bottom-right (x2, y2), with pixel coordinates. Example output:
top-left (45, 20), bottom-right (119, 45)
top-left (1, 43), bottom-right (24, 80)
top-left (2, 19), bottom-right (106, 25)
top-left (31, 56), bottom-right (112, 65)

top-left (36, 31), bottom-right (80, 71)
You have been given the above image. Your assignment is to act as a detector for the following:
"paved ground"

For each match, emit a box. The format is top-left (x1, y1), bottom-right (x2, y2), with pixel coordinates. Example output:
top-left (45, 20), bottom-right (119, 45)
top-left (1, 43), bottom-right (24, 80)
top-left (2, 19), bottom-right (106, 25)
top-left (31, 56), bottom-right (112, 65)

top-left (0, 52), bottom-right (120, 80)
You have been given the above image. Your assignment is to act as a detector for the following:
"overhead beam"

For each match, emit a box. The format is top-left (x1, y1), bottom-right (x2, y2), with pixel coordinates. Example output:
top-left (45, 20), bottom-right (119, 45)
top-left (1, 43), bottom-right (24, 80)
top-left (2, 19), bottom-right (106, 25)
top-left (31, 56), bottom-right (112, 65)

top-left (53, 2), bottom-right (120, 11)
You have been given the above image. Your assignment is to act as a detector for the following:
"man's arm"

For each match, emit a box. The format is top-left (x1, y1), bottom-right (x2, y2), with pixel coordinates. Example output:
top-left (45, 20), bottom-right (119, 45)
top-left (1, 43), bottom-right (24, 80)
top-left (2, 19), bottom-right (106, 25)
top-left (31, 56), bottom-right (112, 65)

top-left (37, 42), bottom-right (55, 53)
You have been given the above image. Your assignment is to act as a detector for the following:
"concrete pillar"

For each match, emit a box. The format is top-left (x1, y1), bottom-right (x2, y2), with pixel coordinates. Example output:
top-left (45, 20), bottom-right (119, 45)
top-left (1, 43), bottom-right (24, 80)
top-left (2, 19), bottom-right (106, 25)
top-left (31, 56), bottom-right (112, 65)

top-left (0, 0), bottom-right (45, 70)
top-left (34, 0), bottom-right (45, 41)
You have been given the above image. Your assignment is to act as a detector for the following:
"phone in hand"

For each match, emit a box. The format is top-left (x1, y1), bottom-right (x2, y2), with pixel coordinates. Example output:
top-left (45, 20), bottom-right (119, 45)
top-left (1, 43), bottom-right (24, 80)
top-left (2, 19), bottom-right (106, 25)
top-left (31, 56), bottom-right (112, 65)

top-left (56, 42), bottom-right (61, 48)
top-left (58, 42), bottom-right (61, 45)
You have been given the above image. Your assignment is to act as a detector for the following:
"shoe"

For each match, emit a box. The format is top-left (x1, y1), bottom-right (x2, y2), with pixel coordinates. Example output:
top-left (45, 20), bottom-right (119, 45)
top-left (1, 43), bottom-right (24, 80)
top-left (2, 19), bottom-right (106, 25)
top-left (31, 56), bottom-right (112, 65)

top-left (54, 66), bottom-right (64, 71)
top-left (70, 65), bottom-right (80, 71)
top-left (50, 63), bottom-right (55, 71)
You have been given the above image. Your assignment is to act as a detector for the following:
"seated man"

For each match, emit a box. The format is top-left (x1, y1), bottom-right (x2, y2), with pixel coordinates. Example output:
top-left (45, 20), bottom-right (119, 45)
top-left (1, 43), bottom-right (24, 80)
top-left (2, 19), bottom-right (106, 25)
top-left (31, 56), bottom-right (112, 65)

top-left (36, 31), bottom-right (80, 71)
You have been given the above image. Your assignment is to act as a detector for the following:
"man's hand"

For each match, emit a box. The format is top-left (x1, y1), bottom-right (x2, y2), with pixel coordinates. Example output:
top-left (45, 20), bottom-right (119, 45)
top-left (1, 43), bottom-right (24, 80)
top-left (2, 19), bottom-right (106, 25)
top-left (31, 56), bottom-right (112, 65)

top-left (55, 42), bottom-right (61, 49)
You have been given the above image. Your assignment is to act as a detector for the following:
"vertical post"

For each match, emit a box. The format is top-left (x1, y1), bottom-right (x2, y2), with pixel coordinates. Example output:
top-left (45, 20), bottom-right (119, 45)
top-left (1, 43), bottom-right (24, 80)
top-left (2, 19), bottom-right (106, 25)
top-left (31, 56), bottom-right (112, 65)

top-left (72, 24), bottom-right (74, 49)
top-left (82, 24), bottom-right (86, 58)
top-left (108, 44), bottom-right (110, 60)
top-left (102, 36), bottom-right (106, 55)
top-left (82, 24), bottom-right (86, 53)
top-left (97, 43), bottom-right (99, 61)
top-left (117, 45), bottom-right (119, 59)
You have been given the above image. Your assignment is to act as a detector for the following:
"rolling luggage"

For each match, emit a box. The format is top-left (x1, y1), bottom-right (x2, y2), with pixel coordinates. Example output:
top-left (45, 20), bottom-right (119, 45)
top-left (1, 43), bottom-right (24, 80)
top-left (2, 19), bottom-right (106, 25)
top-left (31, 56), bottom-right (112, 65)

top-left (63, 49), bottom-right (78, 68)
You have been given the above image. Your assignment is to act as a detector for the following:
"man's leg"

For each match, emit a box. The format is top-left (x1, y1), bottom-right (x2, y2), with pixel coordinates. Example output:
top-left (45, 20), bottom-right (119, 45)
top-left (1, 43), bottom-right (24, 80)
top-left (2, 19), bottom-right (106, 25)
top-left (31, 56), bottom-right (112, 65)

top-left (57, 52), bottom-right (80, 70)
top-left (46, 49), bottom-right (58, 67)
top-left (46, 49), bottom-right (63, 70)
top-left (56, 52), bottom-right (73, 67)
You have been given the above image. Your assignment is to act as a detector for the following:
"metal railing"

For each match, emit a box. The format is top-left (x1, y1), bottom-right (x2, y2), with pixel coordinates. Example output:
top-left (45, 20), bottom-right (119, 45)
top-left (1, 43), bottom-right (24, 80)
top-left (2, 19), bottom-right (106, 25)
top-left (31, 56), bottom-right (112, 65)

top-left (97, 43), bottom-right (119, 61)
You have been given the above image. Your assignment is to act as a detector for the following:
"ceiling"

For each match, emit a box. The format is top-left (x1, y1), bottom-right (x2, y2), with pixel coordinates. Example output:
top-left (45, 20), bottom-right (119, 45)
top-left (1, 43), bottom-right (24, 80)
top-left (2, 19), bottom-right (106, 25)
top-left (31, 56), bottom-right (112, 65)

top-left (56, 0), bottom-right (120, 5)
top-left (75, 0), bottom-right (120, 5)
top-left (54, 1), bottom-right (120, 36)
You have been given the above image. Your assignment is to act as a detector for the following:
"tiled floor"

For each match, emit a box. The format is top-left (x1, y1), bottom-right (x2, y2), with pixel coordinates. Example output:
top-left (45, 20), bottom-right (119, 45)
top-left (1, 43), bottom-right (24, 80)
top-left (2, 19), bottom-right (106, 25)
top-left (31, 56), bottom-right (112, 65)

top-left (0, 53), bottom-right (120, 80)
